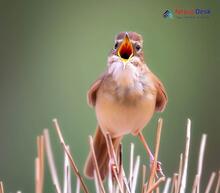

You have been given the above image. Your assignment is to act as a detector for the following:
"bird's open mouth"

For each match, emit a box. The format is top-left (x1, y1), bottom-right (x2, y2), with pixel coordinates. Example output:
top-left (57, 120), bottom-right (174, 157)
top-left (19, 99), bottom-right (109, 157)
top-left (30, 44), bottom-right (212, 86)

top-left (118, 34), bottom-right (133, 61)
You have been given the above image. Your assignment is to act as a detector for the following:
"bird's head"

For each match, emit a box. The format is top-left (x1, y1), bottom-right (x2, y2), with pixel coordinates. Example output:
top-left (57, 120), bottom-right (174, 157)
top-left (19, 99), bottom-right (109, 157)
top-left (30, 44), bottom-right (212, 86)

top-left (107, 32), bottom-right (146, 87)
top-left (108, 32), bottom-right (145, 67)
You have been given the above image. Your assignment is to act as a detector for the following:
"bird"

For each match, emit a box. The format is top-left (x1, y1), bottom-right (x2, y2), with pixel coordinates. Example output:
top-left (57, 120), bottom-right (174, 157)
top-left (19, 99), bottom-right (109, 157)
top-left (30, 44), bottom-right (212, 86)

top-left (84, 31), bottom-right (168, 180)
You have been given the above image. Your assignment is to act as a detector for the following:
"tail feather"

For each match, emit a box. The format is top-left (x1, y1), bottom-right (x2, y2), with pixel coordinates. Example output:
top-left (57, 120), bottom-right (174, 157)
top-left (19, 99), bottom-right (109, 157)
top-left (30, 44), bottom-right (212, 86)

top-left (84, 126), bottom-right (121, 180)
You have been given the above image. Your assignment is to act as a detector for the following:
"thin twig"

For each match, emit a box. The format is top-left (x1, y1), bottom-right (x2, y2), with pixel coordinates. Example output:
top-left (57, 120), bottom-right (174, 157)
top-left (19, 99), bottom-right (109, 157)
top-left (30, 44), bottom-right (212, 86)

top-left (89, 136), bottom-right (106, 193)
top-left (215, 171), bottom-right (220, 193)
top-left (146, 177), bottom-right (166, 193)
top-left (63, 146), bottom-right (72, 193)
top-left (179, 119), bottom-right (191, 193)
top-left (176, 153), bottom-right (183, 193)
top-left (205, 172), bottom-right (216, 193)
top-left (0, 181), bottom-right (4, 193)
top-left (131, 156), bottom-right (140, 193)
top-left (35, 135), bottom-right (45, 193)
top-left (63, 147), bottom-right (68, 193)
top-left (54, 183), bottom-right (61, 193)
top-left (118, 146), bottom-right (131, 193)
top-left (40, 136), bottom-right (44, 193)
top-left (196, 134), bottom-right (207, 193)
top-left (43, 129), bottom-right (62, 193)
top-left (94, 171), bottom-right (101, 193)
top-left (76, 178), bottom-right (80, 193)
top-left (129, 143), bottom-right (135, 187)
top-left (147, 118), bottom-right (163, 191)
top-left (163, 178), bottom-right (171, 193)
top-left (142, 165), bottom-right (146, 193)
top-left (67, 168), bottom-right (71, 193)
top-left (191, 174), bottom-right (199, 193)
top-left (35, 157), bottom-right (39, 193)
top-left (105, 133), bottom-right (119, 171)
top-left (105, 133), bottom-right (131, 193)
top-left (52, 119), bottom-right (89, 193)
top-left (108, 162), bottom-right (113, 193)
top-left (171, 173), bottom-right (178, 193)
top-left (112, 166), bottom-right (124, 193)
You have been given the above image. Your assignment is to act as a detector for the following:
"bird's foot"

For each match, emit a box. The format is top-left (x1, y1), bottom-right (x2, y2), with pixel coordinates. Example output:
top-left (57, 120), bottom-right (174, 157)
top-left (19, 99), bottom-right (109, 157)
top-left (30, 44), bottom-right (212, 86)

top-left (150, 159), bottom-right (165, 177)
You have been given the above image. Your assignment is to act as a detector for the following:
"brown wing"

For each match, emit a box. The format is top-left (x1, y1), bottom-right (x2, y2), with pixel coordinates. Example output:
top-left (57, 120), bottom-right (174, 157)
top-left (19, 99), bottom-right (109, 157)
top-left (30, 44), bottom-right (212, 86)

top-left (87, 74), bottom-right (104, 107)
top-left (150, 72), bottom-right (168, 112)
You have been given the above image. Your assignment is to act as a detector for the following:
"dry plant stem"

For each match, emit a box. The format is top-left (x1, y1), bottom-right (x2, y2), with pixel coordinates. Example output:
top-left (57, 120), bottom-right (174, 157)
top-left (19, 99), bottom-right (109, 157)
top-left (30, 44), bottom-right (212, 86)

top-left (176, 154), bottom-right (183, 193)
top-left (196, 134), bottom-right (207, 193)
top-left (43, 129), bottom-right (62, 193)
top-left (118, 144), bottom-right (130, 192)
top-left (35, 135), bottom-right (45, 193)
top-left (89, 136), bottom-right (106, 193)
top-left (191, 174), bottom-right (199, 193)
top-left (0, 181), bottom-right (4, 193)
top-left (131, 156), bottom-right (140, 193)
top-left (105, 133), bottom-right (131, 193)
top-left (146, 177), bottom-right (166, 193)
top-left (63, 146), bottom-right (72, 193)
top-left (147, 118), bottom-right (163, 191)
top-left (76, 178), bottom-right (80, 193)
top-left (94, 171), bottom-right (101, 193)
top-left (171, 173), bottom-right (178, 193)
top-left (108, 163), bottom-right (113, 193)
top-left (35, 158), bottom-right (39, 193)
top-left (179, 119), bottom-right (191, 193)
top-left (39, 136), bottom-right (44, 193)
top-left (142, 165), bottom-right (146, 193)
top-left (129, 143), bottom-right (134, 186)
top-left (67, 168), bottom-right (71, 193)
top-left (105, 134), bottom-right (124, 193)
top-left (121, 162), bottom-right (131, 193)
top-left (143, 184), bottom-right (148, 193)
top-left (205, 172), bottom-right (216, 193)
top-left (215, 171), bottom-right (220, 193)
top-left (174, 174), bottom-right (179, 193)
top-left (60, 145), bottom-right (87, 191)
top-left (112, 166), bottom-right (124, 193)
top-left (52, 119), bottom-right (89, 193)
top-left (5, 118), bottom-right (218, 193)
top-left (163, 178), bottom-right (171, 193)
top-left (105, 133), bottom-right (119, 170)
top-left (63, 149), bottom-right (68, 193)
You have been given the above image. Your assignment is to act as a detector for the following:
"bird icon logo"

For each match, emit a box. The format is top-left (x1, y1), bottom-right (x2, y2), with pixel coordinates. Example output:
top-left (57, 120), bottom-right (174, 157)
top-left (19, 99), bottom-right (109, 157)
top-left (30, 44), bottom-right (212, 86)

top-left (163, 10), bottom-right (173, 18)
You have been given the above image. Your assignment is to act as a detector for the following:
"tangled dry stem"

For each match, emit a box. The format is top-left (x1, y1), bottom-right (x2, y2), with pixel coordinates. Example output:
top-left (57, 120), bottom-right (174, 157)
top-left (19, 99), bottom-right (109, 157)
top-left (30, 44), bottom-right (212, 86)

top-left (0, 118), bottom-right (219, 193)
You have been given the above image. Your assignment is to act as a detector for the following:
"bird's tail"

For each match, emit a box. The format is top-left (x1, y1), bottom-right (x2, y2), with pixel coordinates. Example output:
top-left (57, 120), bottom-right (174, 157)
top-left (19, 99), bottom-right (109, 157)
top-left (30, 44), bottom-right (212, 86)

top-left (84, 126), bottom-right (121, 180)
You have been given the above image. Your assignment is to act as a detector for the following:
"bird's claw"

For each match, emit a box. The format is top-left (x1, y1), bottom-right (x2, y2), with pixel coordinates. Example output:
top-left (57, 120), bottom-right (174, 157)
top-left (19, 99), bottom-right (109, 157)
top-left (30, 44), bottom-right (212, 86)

top-left (109, 158), bottom-right (118, 174)
top-left (150, 159), bottom-right (165, 177)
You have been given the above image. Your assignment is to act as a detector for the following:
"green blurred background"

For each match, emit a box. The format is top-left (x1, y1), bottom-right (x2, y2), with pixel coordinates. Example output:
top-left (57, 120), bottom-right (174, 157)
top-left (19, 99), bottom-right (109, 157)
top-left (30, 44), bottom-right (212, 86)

top-left (0, 0), bottom-right (219, 192)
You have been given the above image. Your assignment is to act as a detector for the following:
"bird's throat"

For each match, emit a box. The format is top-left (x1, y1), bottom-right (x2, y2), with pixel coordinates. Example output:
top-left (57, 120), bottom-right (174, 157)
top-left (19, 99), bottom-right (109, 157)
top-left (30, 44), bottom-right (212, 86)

top-left (114, 68), bottom-right (136, 88)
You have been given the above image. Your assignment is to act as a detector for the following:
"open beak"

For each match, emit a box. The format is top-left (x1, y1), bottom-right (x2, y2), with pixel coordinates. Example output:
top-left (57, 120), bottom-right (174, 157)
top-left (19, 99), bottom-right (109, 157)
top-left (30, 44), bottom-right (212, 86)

top-left (117, 33), bottom-right (133, 63)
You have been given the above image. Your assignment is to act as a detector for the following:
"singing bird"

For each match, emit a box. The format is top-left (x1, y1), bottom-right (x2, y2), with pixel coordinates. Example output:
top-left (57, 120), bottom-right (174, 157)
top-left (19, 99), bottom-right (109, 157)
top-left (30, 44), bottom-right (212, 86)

top-left (84, 32), bottom-right (167, 180)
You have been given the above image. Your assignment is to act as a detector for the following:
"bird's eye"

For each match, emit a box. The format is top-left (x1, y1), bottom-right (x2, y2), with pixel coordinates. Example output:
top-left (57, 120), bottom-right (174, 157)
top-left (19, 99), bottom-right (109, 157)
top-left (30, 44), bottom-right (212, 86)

top-left (135, 44), bottom-right (141, 51)
top-left (114, 42), bottom-right (119, 49)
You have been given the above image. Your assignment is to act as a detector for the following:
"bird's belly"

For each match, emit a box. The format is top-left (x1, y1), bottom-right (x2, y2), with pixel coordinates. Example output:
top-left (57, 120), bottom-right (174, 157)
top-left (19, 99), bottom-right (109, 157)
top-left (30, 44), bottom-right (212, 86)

top-left (95, 93), bottom-right (156, 138)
